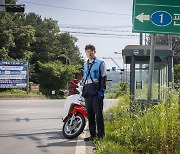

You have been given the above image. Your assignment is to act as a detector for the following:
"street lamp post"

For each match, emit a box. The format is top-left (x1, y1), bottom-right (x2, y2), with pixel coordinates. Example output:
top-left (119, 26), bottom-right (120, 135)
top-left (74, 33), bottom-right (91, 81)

top-left (102, 57), bottom-right (122, 70)
top-left (113, 52), bottom-right (128, 94)
top-left (113, 52), bottom-right (127, 82)
top-left (114, 52), bottom-right (122, 54)
top-left (102, 56), bottom-right (126, 83)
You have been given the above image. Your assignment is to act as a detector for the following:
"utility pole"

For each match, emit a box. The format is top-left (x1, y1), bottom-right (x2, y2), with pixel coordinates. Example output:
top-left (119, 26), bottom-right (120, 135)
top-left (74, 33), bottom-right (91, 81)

top-left (147, 34), bottom-right (156, 108)
top-left (139, 33), bottom-right (143, 87)
top-left (168, 35), bottom-right (172, 50)
top-left (0, 0), bottom-right (5, 11)
top-left (140, 33), bottom-right (143, 45)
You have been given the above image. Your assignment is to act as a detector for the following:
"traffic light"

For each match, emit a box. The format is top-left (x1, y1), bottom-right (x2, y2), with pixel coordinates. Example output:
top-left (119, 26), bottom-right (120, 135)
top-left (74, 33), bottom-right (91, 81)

top-left (5, 4), bottom-right (25, 12)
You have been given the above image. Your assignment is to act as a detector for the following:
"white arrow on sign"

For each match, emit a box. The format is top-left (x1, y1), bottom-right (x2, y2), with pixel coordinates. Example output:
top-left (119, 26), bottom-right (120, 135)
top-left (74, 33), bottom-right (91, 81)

top-left (135, 13), bottom-right (150, 23)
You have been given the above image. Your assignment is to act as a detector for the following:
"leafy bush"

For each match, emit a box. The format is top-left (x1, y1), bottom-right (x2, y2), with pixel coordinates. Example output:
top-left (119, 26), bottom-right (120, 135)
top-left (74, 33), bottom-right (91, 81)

top-left (105, 93), bottom-right (117, 99)
top-left (37, 61), bottom-right (77, 96)
top-left (96, 90), bottom-right (180, 153)
top-left (105, 82), bottom-right (128, 99)
top-left (0, 89), bottom-right (27, 95)
top-left (174, 64), bottom-right (180, 84)
top-left (0, 88), bottom-right (45, 98)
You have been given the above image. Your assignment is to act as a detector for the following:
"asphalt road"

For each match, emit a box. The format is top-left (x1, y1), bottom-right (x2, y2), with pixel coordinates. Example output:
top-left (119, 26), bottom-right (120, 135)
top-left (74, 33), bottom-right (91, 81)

top-left (0, 99), bottom-right (117, 154)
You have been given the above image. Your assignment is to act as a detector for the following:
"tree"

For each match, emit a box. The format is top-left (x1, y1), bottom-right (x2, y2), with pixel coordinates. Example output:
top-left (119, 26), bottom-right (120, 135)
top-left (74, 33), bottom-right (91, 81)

top-left (0, 13), bottom-right (15, 55)
top-left (0, 13), bottom-right (36, 60)
top-left (5, 0), bottom-right (16, 4)
top-left (37, 61), bottom-right (78, 96)
top-left (174, 64), bottom-right (180, 83)
top-left (56, 32), bottom-right (83, 65)
top-left (154, 34), bottom-right (180, 64)
top-left (9, 25), bottom-right (36, 60)
top-left (148, 34), bottom-right (180, 83)
top-left (0, 10), bottom-right (83, 95)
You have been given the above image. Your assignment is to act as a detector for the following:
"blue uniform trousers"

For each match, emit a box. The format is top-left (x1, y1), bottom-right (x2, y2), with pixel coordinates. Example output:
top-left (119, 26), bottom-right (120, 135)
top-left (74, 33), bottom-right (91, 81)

top-left (85, 95), bottom-right (105, 138)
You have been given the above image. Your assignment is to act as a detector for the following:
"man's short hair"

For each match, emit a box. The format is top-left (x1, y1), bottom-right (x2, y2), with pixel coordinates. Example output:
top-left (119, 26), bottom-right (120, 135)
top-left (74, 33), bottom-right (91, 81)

top-left (85, 44), bottom-right (96, 52)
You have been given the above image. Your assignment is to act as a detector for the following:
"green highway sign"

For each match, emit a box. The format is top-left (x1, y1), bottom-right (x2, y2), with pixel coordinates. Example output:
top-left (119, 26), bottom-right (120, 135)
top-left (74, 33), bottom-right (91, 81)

top-left (133, 0), bottom-right (180, 35)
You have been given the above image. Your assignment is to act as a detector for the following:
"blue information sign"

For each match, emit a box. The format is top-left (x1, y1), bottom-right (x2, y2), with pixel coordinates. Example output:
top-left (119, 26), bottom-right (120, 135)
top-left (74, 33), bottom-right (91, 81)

top-left (0, 61), bottom-right (27, 65)
top-left (0, 61), bottom-right (28, 88)
top-left (112, 67), bottom-right (116, 71)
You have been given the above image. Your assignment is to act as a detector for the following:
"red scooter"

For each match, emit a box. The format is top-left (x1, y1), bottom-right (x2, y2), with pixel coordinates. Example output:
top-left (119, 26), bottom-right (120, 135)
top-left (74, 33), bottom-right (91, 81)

top-left (62, 82), bottom-right (88, 139)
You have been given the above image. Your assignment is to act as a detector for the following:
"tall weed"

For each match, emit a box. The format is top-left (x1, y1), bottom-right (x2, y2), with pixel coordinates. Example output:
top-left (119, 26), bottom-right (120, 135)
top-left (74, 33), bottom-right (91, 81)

top-left (96, 89), bottom-right (180, 153)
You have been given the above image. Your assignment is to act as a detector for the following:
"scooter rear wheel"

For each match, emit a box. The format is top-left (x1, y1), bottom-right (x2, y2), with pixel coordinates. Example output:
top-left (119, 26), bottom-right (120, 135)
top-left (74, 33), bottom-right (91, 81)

top-left (62, 113), bottom-right (86, 139)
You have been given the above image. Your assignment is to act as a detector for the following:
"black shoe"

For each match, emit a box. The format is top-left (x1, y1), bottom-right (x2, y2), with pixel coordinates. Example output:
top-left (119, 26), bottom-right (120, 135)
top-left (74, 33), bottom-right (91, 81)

top-left (97, 135), bottom-right (104, 140)
top-left (84, 136), bottom-right (95, 141)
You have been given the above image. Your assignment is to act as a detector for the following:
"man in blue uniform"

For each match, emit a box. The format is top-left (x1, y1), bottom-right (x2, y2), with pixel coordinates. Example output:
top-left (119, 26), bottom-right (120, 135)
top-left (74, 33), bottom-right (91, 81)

top-left (82, 44), bottom-right (107, 141)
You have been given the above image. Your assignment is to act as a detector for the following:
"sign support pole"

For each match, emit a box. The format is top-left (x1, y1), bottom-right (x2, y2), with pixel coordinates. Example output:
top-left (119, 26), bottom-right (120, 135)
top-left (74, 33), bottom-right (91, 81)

top-left (0, 0), bottom-right (5, 11)
top-left (147, 34), bottom-right (156, 108)
top-left (26, 61), bottom-right (29, 94)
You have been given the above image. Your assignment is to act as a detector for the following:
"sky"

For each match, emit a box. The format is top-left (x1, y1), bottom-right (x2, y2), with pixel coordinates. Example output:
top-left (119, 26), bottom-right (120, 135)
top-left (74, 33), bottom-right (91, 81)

top-left (17, 0), bottom-right (140, 69)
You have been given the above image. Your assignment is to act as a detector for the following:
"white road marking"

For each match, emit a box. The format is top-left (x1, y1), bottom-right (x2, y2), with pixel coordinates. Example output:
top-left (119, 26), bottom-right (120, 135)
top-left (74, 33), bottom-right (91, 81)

top-left (74, 100), bottom-right (117, 154)
top-left (75, 123), bottom-right (89, 154)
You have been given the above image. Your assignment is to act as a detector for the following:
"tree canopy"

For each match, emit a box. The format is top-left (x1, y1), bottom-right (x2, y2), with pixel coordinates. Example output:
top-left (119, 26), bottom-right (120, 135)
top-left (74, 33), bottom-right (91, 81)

top-left (0, 9), bottom-right (84, 96)
top-left (148, 34), bottom-right (180, 83)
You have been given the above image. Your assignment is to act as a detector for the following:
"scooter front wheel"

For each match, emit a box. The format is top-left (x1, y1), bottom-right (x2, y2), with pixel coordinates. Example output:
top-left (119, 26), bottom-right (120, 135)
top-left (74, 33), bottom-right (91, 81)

top-left (62, 113), bottom-right (86, 139)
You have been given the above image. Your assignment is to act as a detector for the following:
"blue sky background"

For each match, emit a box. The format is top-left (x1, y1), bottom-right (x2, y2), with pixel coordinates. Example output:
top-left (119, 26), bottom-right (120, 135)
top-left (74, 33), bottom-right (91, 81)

top-left (18, 0), bottom-right (140, 69)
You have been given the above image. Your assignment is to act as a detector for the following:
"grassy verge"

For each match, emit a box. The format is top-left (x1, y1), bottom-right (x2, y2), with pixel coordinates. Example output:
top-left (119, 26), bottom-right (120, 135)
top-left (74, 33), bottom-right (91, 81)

top-left (105, 82), bottom-right (128, 99)
top-left (96, 90), bottom-right (180, 154)
top-left (0, 89), bottom-right (46, 98)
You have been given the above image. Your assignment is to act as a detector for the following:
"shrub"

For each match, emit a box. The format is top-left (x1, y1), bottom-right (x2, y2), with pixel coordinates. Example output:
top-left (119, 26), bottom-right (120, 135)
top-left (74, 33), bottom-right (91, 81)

top-left (0, 89), bottom-right (27, 95)
top-left (105, 82), bottom-right (128, 99)
top-left (96, 89), bottom-right (180, 153)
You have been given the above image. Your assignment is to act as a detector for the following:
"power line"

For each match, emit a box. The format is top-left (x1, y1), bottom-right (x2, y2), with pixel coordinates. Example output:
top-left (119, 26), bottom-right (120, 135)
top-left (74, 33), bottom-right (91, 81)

top-left (72, 34), bottom-right (138, 38)
top-left (19, 1), bottom-right (132, 16)
top-left (60, 26), bottom-right (132, 33)
top-left (59, 24), bottom-right (132, 28)
top-left (73, 34), bottom-right (139, 39)
top-left (61, 31), bottom-right (139, 37)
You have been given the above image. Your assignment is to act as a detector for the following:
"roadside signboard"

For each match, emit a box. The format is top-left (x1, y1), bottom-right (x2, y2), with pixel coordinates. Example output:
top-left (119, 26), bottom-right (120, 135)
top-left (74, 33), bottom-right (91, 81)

top-left (0, 61), bottom-right (28, 88)
top-left (30, 83), bottom-right (40, 93)
top-left (112, 67), bottom-right (116, 71)
top-left (133, 0), bottom-right (180, 35)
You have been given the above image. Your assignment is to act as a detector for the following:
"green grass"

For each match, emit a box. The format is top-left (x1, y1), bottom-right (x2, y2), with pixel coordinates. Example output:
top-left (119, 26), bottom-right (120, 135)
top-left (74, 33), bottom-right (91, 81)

top-left (105, 82), bottom-right (128, 99)
top-left (0, 89), bottom-right (46, 98)
top-left (96, 90), bottom-right (180, 154)
top-left (135, 82), bottom-right (159, 100)
top-left (0, 89), bottom-right (27, 95)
